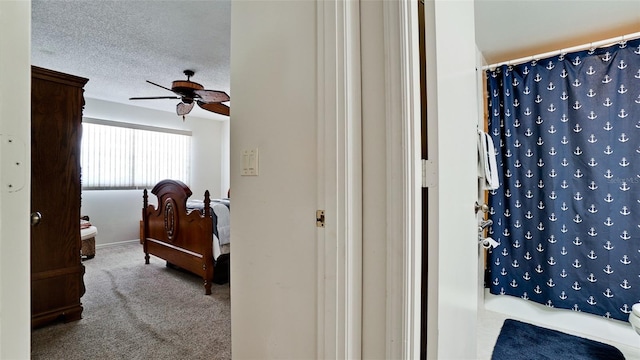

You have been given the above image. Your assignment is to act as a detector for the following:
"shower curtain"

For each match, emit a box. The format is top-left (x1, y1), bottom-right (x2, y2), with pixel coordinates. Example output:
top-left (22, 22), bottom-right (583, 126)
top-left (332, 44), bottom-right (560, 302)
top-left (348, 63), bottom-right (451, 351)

top-left (486, 38), bottom-right (640, 321)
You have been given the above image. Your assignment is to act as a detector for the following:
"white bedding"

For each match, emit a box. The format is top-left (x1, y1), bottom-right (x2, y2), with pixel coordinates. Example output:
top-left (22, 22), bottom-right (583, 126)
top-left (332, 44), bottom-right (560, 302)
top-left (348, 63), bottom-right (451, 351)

top-left (186, 198), bottom-right (230, 258)
top-left (212, 202), bottom-right (230, 246)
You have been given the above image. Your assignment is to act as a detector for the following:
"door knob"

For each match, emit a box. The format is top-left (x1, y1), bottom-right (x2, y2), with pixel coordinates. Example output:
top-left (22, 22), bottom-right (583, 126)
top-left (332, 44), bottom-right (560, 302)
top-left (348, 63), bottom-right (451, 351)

top-left (474, 201), bottom-right (489, 214)
top-left (30, 211), bottom-right (42, 226)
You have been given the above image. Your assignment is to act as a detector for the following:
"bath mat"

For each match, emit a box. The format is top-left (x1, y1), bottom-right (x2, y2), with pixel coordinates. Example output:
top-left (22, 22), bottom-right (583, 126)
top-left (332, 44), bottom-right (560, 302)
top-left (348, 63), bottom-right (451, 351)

top-left (491, 319), bottom-right (626, 360)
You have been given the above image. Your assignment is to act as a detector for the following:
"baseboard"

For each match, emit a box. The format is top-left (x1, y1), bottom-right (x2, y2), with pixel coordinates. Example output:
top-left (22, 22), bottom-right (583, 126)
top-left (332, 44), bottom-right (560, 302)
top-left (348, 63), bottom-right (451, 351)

top-left (95, 239), bottom-right (140, 249)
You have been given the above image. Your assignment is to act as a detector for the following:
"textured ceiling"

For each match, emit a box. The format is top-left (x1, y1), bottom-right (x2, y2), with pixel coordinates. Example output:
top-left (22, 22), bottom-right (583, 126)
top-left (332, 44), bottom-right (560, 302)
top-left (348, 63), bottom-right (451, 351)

top-left (31, 0), bottom-right (639, 120)
top-left (31, 0), bottom-right (231, 120)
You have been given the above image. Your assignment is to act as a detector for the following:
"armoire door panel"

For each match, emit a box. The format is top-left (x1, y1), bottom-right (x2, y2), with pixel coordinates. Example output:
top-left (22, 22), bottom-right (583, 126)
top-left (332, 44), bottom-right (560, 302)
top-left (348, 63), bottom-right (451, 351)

top-left (30, 66), bottom-right (88, 328)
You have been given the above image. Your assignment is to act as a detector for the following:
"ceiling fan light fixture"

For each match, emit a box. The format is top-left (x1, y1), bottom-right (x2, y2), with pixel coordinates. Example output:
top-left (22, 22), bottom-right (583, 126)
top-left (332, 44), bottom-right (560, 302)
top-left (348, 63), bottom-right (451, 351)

top-left (177, 101), bottom-right (195, 116)
top-left (129, 69), bottom-right (231, 118)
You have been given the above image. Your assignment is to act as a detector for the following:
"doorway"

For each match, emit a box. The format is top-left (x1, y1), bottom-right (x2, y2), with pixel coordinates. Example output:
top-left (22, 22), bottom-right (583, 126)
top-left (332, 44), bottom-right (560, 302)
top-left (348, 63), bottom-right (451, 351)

top-left (418, 0), bottom-right (428, 358)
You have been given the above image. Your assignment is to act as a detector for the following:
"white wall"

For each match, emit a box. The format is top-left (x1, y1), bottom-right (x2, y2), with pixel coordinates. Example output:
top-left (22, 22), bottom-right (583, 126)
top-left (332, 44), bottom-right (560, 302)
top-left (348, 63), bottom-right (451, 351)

top-left (0, 1), bottom-right (31, 357)
top-left (229, 1), bottom-right (319, 358)
top-left (81, 98), bottom-right (227, 245)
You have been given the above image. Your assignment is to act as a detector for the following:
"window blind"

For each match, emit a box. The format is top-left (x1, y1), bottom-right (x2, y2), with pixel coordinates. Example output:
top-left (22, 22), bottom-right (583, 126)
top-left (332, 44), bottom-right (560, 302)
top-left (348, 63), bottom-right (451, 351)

top-left (80, 119), bottom-right (191, 189)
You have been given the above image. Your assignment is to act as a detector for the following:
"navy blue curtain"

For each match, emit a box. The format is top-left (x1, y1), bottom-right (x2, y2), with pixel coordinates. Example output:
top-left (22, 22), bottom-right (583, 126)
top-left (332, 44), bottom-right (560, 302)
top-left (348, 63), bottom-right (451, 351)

top-left (486, 39), bottom-right (640, 321)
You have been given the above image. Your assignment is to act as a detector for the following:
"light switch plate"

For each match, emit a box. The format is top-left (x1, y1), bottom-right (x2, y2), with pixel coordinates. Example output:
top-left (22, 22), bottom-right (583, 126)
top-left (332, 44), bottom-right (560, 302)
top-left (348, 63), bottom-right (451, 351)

top-left (241, 148), bottom-right (259, 176)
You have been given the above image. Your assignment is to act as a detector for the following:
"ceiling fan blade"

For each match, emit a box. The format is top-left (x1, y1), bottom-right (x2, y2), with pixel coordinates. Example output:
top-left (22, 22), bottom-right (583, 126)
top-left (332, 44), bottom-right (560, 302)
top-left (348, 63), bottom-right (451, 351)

top-left (194, 89), bottom-right (230, 103)
top-left (129, 96), bottom-right (180, 100)
top-left (197, 101), bottom-right (230, 116)
top-left (146, 80), bottom-right (175, 93)
top-left (176, 101), bottom-right (195, 116)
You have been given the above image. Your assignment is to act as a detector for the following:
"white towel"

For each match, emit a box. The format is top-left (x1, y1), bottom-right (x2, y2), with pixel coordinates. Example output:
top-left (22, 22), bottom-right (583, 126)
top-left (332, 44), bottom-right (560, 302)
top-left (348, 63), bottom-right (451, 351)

top-left (478, 130), bottom-right (500, 190)
top-left (478, 129), bottom-right (489, 181)
top-left (484, 132), bottom-right (500, 190)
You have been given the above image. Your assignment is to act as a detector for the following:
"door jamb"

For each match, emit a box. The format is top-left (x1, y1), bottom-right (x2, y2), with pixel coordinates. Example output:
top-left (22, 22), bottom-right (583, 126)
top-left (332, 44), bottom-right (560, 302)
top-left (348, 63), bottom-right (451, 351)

top-left (383, 0), bottom-right (423, 358)
top-left (316, 1), bottom-right (421, 358)
top-left (316, 1), bottom-right (363, 358)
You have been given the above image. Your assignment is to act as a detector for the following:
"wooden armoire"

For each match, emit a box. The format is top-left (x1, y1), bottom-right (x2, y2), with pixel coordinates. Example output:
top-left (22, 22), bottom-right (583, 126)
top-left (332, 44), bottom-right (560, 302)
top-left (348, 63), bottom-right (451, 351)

top-left (30, 66), bottom-right (88, 328)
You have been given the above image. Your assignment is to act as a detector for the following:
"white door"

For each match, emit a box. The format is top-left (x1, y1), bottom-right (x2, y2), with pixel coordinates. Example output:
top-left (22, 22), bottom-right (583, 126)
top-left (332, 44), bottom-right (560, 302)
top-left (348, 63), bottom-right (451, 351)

top-left (0, 1), bottom-right (32, 358)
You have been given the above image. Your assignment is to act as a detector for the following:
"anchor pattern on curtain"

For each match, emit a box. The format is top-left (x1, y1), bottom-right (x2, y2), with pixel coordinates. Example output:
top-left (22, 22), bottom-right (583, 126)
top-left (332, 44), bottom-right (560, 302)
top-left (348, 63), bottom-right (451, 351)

top-left (486, 38), bottom-right (640, 322)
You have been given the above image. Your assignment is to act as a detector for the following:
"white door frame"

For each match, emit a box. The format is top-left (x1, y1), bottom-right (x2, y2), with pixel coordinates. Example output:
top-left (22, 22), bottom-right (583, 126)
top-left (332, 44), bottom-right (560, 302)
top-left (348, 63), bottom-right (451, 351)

top-left (317, 0), bottom-right (421, 359)
top-left (316, 0), bottom-right (363, 358)
top-left (382, 0), bottom-right (423, 359)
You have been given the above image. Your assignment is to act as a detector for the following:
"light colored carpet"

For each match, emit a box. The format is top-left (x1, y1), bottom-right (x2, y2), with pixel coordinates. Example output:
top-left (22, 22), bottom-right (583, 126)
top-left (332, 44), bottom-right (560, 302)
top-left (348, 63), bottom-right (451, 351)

top-left (31, 242), bottom-right (231, 360)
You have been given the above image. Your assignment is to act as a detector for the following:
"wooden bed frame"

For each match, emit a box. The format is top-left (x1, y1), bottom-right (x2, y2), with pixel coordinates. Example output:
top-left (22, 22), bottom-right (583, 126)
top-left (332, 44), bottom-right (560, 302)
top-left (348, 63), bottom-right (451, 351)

top-left (142, 179), bottom-right (215, 294)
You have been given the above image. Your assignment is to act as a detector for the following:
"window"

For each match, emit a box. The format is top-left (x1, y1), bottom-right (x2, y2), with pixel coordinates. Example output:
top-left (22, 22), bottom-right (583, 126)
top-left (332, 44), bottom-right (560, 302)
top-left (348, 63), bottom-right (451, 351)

top-left (80, 118), bottom-right (191, 189)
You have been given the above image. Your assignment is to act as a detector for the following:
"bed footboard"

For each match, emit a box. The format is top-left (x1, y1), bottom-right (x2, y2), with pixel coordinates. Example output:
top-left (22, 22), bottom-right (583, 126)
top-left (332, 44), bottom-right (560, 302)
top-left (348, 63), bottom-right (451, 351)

top-left (142, 179), bottom-right (215, 295)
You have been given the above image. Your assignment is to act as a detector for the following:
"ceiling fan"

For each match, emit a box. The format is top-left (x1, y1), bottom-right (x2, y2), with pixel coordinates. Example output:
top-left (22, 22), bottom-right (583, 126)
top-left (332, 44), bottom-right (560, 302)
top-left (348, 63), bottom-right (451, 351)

top-left (129, 70), bottom-right (230, 118)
